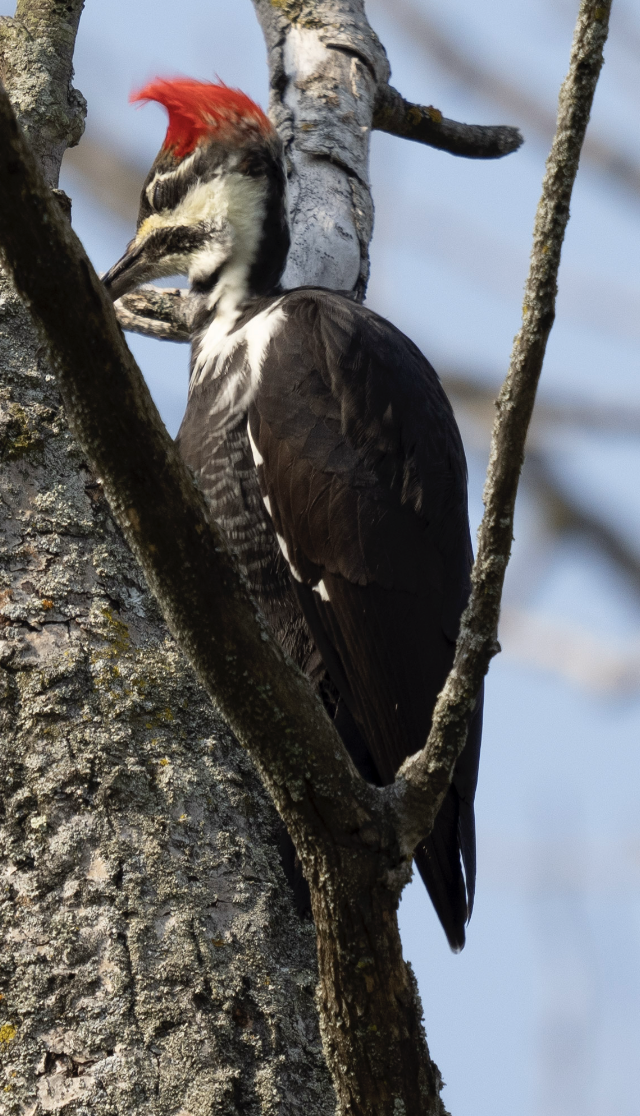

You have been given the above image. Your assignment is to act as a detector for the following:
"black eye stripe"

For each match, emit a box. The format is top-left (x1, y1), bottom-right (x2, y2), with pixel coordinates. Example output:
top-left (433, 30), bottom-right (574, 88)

top-left (144, 222), bottom-right (209, 259)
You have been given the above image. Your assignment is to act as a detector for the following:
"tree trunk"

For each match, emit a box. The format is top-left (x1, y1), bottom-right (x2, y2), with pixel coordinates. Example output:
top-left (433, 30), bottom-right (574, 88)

top-left (0, 5), bottom-right (333, 1113)
top-left (0, 0), bottom-right (605, 1110)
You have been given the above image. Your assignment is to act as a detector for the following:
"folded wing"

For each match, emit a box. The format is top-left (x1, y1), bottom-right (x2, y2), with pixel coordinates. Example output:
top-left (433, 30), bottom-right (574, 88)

top-left (250, 288), bottom-right (482, 950)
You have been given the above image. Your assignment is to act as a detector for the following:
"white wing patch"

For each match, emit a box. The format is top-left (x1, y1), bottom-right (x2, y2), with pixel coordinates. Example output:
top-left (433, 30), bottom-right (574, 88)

top-left (276, 532), bottom-right (303, 583)
top-left (313, 579), bottom-right (330, 601)
top-left (246, 419), bottom-right (264, 467)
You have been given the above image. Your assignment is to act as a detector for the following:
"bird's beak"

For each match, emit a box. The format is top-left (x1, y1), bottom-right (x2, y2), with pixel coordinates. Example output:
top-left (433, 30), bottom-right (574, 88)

top-left (103, 221), bottom-right (231, 302)
top-left (102, 220), bottom-right (192, 301)
top-left (102, 238), bottom-right (151, 302)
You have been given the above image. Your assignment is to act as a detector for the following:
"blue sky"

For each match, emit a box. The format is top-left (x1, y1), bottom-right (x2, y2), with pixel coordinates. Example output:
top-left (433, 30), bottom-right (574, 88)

top-left (4, 1), bottom-right (639, 1111)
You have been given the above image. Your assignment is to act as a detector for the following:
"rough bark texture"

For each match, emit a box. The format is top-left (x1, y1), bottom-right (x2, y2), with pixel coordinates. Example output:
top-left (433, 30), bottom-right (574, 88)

top-left (115, 287), bottom-right (191, 343)
top-left (251, 0), bottom-right (389, 297)
top-left (0, 6), bottom-right (333, 1115)
top-left (0, 0), bottom-right (609, 1113)
top-left (373, 83), bottom-right (522, 159)
top-left (0, 88), bottom-right (441, 1115)
top-left (0, 0), bottom-right (86, 186)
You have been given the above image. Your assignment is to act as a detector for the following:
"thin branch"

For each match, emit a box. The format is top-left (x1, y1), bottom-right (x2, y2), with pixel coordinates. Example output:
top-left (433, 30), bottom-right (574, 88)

top-left (373, 82), bottom-right (523, 158)
top-left (442, 371), bottom-right (640, 436)
top-left (393, 0), bottom-right (613, 851)
top-left (115, 286), bottom-right (191, 341)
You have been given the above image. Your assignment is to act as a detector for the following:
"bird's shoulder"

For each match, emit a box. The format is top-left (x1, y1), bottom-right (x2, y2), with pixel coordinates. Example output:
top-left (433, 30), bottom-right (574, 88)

top-left (253, 286), bottom-right (469, 530)
top-left (248, 287), bottom-right (472, 616)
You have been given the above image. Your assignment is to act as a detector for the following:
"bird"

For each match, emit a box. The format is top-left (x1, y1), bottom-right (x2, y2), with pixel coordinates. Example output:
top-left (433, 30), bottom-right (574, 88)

top-left (103, 78), bottom-right (483, 951)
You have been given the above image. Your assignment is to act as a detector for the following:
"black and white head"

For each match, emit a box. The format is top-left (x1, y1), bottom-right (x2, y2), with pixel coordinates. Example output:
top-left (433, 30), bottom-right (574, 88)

top-left (103, 78), bottom-right (289, 307)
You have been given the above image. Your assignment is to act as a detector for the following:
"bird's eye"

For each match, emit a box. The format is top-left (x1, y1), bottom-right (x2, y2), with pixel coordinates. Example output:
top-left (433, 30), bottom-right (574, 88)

top-left (149, 178), bottom-right (173, 213)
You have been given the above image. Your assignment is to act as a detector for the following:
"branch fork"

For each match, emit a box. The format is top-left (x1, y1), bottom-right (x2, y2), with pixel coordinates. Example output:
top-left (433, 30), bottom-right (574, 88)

top-left (0, 1), bottom-right (611, 1112)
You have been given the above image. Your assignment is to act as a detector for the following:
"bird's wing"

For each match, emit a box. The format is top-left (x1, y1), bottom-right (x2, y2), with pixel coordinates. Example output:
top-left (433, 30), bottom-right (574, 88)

top-left (249, 289), bottom-right (482, 949)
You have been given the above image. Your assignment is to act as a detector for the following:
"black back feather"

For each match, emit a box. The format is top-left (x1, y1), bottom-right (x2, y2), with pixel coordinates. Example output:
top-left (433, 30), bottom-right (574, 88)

top-left (246, 288), bottom-right (483, 949)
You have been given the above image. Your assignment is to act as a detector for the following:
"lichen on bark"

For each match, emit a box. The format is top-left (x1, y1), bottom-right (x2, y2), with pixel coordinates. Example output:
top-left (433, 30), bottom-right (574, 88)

top-left (0, 5), bottom-right (333, 1113)
top-left (0, 240), bottom-right (332, 1116)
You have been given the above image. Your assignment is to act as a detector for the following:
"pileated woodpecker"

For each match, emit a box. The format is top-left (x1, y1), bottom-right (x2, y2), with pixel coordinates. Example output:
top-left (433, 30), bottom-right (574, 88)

top-left (103, 79), bottom-right (483, 951)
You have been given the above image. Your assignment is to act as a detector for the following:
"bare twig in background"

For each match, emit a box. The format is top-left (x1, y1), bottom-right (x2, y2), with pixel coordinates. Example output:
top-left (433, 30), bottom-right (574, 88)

top-left (442, 372), bottom-right (640, 437)
top-left (373, 0), bottom-right (640, 200)
top-left (394, 0), bottom-right (612, 851)
top-left (64, 132), bottom-right (142, 223)
top-left (525, 452), bottom-right (640, 597)
top-left (443, 373), bottom-right (640, 596)
top-left (500, 607), bottom-right (640, 694)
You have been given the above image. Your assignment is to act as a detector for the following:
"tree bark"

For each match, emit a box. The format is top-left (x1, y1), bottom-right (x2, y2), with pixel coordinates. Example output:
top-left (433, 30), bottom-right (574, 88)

top-left (0, 6), bottom-right (333, 1114)
top-left (0, 83), bottom-right (441, 1114)
top-left (0, 0), bottom-right (609, 1113)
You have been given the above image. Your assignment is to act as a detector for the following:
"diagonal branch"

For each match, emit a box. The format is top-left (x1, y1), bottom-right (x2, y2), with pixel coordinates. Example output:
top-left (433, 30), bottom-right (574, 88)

top-left (391, 0), bottom-right (613, 851)
top-left (0, 86), bottom-right (380, 865)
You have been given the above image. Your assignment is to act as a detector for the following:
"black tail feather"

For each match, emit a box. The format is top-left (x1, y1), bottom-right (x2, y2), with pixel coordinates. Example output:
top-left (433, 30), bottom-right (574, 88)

top-left (414, 788), bottom-right (468, 952)
top-left (278, 683), bottom-right (483, 950)
top-left (458, 798), bottom-right (477, 918)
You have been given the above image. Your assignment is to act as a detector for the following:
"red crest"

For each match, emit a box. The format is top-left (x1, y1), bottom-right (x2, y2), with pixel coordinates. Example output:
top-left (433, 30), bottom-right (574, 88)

top-left (131, 78), bottom-right (274, 160)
